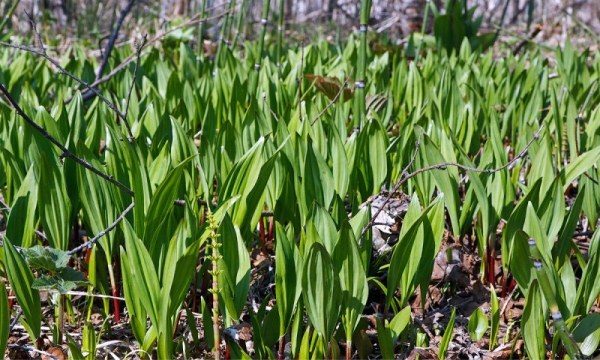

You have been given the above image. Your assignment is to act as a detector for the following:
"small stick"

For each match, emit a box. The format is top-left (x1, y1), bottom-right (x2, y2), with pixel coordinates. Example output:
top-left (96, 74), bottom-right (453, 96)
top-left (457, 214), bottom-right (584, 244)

top-left (67, 202), bottom-right (135, 255)
top-left (9, 308), bottom-right (23, 332)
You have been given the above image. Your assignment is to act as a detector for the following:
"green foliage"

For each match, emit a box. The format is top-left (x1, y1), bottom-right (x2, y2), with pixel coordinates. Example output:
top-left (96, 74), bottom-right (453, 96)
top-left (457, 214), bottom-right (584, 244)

top-left (0, 16), bottom-right (599, 359)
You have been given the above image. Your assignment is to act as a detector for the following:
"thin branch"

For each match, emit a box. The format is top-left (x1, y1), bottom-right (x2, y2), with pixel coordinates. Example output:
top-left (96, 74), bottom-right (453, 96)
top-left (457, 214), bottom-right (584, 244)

top-left (310, 80), bottom-right (348, 125)
top-left (0, 83), bottom-right (134, 196)
top-left (0, 41), bottom-right (129, 129)
top-left (73, 9), bottom-right (233, 103)
top-left (406, 125), bottom-right (543, 178)
top-left (362, 125), bottom-right (544, 237)
top-left (91, 0), bottom-right (137, 88)
top-left (9, 308), bottom-right (22, 332)
top-left (64, 291), bottom-right (125, 301)
top-left (67, 202), bottom-right (135, 255)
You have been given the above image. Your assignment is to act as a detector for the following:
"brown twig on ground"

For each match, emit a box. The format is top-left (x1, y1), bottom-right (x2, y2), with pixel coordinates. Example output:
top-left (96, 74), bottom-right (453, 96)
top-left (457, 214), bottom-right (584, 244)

top-left (9, 308), bottom-right (22, 332)
top-left (67, 202), bottom-right (135, 255)
top-left (0, 83), bottom-right (134, 196)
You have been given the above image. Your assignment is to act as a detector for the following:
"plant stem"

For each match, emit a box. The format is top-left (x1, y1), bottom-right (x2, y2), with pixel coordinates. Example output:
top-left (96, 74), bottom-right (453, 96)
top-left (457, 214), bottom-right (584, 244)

top-left (248, 0), bottom-right (271, 97)
top-left (0, 0), bottom-right (20, 35)
top-left (212, 257), bottom-right (220, 360)
top-left (353, 0), bottom-right (371, 128)
top-left (207, 210), bottom-right (222, 360)
top-left (56, 294), bottom-right (64, 345)
top-left (108, 261), bottom-right (121, 323)
top-left (215, 0), bottom-right (235, 67)
top-left (276, 0), bottom-right (286, 69)
top-left (277, 336), bottom-right (285, 360)
top-left (232, 0), bottom-right (249, 49)
top-left (346, 340), bottom-right (352, 360)
top-left (197, 0), bottom-right (208, 57)
top-left (414, 0), bottom-right (431, 62)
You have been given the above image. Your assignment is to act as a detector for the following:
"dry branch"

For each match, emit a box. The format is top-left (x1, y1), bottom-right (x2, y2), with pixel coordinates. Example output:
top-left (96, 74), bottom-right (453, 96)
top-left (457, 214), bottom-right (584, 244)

top-left (67, 202), bottom-right (135, 255)
top-left (362, 124), bottom-right (545, 237)
top-left (0, 83), bottom-right (134, 196)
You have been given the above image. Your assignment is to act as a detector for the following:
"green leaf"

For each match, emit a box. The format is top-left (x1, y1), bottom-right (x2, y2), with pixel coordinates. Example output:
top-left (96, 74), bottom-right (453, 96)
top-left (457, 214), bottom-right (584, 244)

top-left (389, 306), bottom-right (411, 340)
top-left (122, 221), bottom-right (161, 330)
top-left (563, 147), bottom-right (600, 191)
top-left (2, 237), bottom-right (41, 340)
top-left (573, 314), bottom-right (600, 343)
top-left (333, 221), bottom-right (368, 343)
top-left (490, 287), bottom-right (500, 350)
top-left (302, 242), bottom-right (342, 341)
top-left (21, 246), bottom-right (70, 273)
top-left (522, 281), bottom-right (545, 360)
top-left (438, 308), bottom-right (456, 359)
top-left (467, 308), bottom-right (488, 341)
top-left (5, 166), bottom-right (38, 248)
top-left (218, 215), bottom-right (251, 322)
top-left (0, 282), bottom-right (9, 358)
top-left (275, 223), bottom-right (301, 337)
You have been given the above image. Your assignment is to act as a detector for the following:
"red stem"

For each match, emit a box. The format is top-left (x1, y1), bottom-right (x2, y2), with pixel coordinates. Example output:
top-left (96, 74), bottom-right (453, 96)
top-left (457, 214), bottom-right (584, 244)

top-left (112, 261), bottom-right (121, 323)
top-left (486, 246), bottom-right (495, 285)
top-left (268, 216), bottom-right (274, 243)
top-left (258, 216), bottom-right (265, 248)
top-left (278, 337), bottom-right (285, 360)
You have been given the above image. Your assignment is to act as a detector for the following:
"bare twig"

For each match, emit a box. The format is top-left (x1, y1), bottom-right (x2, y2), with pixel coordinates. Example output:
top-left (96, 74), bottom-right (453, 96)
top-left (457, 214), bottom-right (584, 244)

top-left (0, 43), bottom-right (129, 134)
top-left (0, 83), bottom-right (134, 196)
top-left (9, 308), bottom-right (22, 332)
top-left (72, 9), bottom-right (232, 103)
top-left (310, 80), bottom-right (348, 125)
top-left (361, 125), bottom-right (544, 237)
top-left (67, 202), bottom-right (135, 255)
top-left (64, 291), bottom-right (125, 301)
top-left (89, 0), bottom-right (138, 91)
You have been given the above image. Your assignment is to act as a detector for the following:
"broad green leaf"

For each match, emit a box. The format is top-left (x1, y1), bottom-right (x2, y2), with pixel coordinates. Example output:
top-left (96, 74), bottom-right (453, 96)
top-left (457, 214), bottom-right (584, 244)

top-left (302, 243), bottom-right (342, 341)
top-left (490, 287), bottom-right (500, 350)
top-left (0, 282), bottom-right (8, 358)
top-left (563, 147), bottom-right (600, 191)
top-left (275, 223), bottom-right (301, 337)
top-left (467, 308), bottom-right (488, 341)
top-left (333, 221), bottom-right (368, 343)
top-left (5, 166), bottom-right (38, 248)
top-left (2, 237), bottom-right (41, 340)
top-left (522, 281), bottom-right (545, 360)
